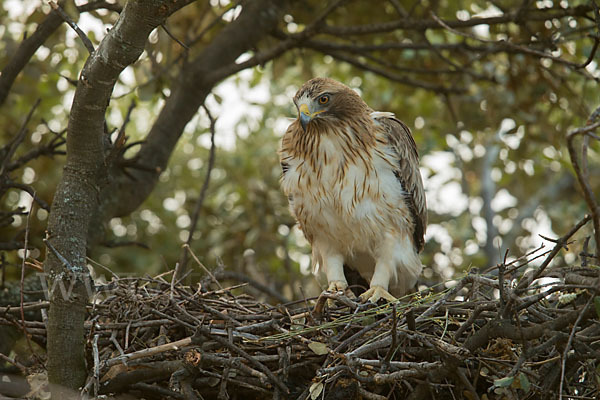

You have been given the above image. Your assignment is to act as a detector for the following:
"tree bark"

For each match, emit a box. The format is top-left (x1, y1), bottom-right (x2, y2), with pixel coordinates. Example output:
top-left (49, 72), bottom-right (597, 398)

top-left (43, 1), bottom-right (194, 394)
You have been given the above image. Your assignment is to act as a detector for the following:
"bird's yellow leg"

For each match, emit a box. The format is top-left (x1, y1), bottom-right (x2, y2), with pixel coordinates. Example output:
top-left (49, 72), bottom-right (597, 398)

top-left (322, 252), bottom-right (355, 300)
top-left (324, 252), bottom-right (347, 292)
top-left (360, 256), bottom-right (396, 303)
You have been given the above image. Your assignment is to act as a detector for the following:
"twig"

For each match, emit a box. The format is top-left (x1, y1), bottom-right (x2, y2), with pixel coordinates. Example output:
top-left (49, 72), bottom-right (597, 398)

top-left (92, 334), bottom-right (100, 397)
top-left (558, 292), bottom-right (596, 399)
top-left (177, 105), bottom-right (217, 279)
top-left (104, 336), bottom-right (193, 367)
top-left (43, 237), bottom-right (75, 271)
top-left (567, 107), bottom-right (600, 263)
top-left (4, 181), bottom-right (50, 210)
top-left (0, 98), bottom-right (41, 176)
top-left (382, 303), bottom-right (397, 372)
top-left (516, 215), bottom-right (592, 292)
top-left (192, 325), bottom-right (290, 394)
top-left (183, 244), bottom-right (223, 290)
top-left (161, 23), bottom-right (189, 50)
top-left (20, 192), bottom-right (38, 363)
top-left (214, 270), bottom-right (290, 304)
top-left (48, 1), bottom-right (95, 54)
top-left (0, 352), bottom-right (27, 373)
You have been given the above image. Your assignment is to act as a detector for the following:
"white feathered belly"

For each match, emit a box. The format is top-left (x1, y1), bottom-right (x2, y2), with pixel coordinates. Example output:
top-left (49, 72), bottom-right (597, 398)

top-left (281, 147), bottom-right (422, 295)
top-left (283, 156), bottom-right (411, 252)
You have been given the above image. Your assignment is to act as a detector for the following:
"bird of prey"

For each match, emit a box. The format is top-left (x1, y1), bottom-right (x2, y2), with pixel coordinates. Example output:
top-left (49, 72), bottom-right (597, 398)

top-left (279, 77), bottom-right (427, 303)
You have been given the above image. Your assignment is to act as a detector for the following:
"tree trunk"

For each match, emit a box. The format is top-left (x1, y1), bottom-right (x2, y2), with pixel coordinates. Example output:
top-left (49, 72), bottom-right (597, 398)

top-left (43, 1), bottom-right (194, 394)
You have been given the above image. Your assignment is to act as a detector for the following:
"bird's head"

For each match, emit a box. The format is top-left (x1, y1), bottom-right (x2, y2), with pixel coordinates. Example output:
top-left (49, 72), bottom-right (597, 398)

top-left (293, 77), bottom-right (367, 133)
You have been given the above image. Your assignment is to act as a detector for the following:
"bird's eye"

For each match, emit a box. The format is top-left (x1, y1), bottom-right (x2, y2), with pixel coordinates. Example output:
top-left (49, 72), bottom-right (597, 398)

top-left (318, 95), bottom-right (329, 105)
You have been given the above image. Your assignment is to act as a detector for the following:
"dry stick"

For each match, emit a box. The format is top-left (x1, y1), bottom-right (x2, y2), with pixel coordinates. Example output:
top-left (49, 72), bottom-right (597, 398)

top-left (214, 270), bottom-right (290, 304)
top-left (0, 301), bottom-right (49, 315)
top-left (0, 98), bottom-right (41, 175)
top-left (177, 105), bottom-right (217, 278)
top-left (415, 279), bottom-right (467, 323)
top-left (381, 303), bottom-right (397, 373)
top-left (43, 237), bottom-right (75, 271)
top-left (357, 387), bottom-right (387, 400)
top-left (516, 214), bottom-right (592, 293)
top-left (558, 292), bottom-right (597, 399)
top-left (19, 190), bottom-right (38, 363)
top-left (92, 334), bottom-right (100, 397)
top-left (567, 108), bottom-right (600, 264)
top-left (0, 352), bottom-right (27, 373)
top-left (104, 336), bottom-right (193, 368)
top-left (193, 325), bottom-right (289, 394)
top-left (184, 244), bottom-right (223, 290)
top-left (48, 1), bottom-right (95, 54)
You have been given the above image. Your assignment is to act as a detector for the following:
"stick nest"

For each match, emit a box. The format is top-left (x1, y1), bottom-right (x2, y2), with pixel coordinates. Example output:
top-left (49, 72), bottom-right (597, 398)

top-left (4, 240), bottom-right (600, 400)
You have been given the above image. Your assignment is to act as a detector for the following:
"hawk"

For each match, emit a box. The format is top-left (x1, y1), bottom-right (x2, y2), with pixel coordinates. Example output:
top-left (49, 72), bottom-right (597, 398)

top-left (279, 77), bottom-right (427, 302)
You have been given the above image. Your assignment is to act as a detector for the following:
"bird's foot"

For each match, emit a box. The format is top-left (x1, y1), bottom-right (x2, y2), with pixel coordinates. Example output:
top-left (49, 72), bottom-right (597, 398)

top-left (360, 285), bottom-right (397, 303)
top-left (326, 280), bottom-right (355, 298)
top-left (318, 280), bottom-right (356, 309)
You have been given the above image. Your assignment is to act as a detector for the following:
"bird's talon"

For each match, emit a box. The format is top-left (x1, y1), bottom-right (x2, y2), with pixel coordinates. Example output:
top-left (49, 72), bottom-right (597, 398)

top-left (359, 286), bottom-right (397, 303)
top-left (326, 280), bottom-right (348, 293)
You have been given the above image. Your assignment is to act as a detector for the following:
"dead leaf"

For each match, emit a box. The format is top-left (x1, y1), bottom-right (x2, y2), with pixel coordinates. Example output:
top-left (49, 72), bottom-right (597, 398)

top-left (308, 341), bottom-right (329, 355)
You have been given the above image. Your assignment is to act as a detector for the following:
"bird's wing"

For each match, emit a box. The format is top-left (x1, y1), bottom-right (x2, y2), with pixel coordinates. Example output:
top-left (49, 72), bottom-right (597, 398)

top-left (375, 114), bottom-right (427, 252)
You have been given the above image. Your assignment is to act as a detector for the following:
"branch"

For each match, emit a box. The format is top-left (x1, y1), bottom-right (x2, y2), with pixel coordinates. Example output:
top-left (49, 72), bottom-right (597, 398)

top-left (567, 107), bottom-right (600, 263)
top-left (48, 1), bottom-right (95, 54)
top-left (319, 6), bottom-right (593, 36)
top-left (0, 99), bottom-right (41, 176)
top-left (515, 214), bottom-right (592, 292)
top-left (177, 105), bottom-right (217, 277)
top-left (0, 0), bottom-right (122, 106)
top-left (305, 45), bottom-right (464, 93)
top-left (100, 0), bottom-right (289, 221)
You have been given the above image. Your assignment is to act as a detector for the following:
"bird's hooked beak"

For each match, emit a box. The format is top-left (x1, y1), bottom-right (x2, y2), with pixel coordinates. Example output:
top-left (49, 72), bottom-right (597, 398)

top-left (298, 104), bottom-right (312, 132)
top-left (298, 103), bottom-right (325, 132)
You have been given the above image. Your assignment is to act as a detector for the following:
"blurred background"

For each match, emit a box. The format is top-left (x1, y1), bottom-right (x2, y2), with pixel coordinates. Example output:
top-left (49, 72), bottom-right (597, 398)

top-left (1, 0), bottom-right (598, 302)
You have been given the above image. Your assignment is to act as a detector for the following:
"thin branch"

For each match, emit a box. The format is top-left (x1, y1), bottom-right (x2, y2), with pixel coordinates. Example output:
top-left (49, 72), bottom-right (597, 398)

top-left (4, 181), bottom-right (50, 211)
top-left (161, 23), bottom-right (189, 51)
top-left (48, 1), bottom-right (95, 54)
top-left (567, 108), bottom-right (600, 263)
top-left (0, 99), bottom-right (41, 176)
top-left (305, 46), bottom-right (464, 93)
top-left (43, 237), bottom-right (75, 271)
top-left (177, 105), bottom-right (217, 277)
top-left (0, 352), bottom-right (27, 374)
top-left (19, 196), bottom-right (38, 363)
top-left (515, 215), bottom-right (592, 293)
top-left (430, 11), bottom-right (598, 72)
top-left (206, 0), bottom-right (347, 83)
top-left (319, 6), bottom-right (593, 35)
top-left (558, 291), bottom-right (596, 399)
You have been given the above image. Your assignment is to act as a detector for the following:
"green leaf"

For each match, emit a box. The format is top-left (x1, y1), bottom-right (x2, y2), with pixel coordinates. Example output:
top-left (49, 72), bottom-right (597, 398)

top-left (493, 376), bottom-right (514, 388)
top-left (308, 341), bottom-right (329, 355)
top-left (517, 372), bottom-right (531, 393)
